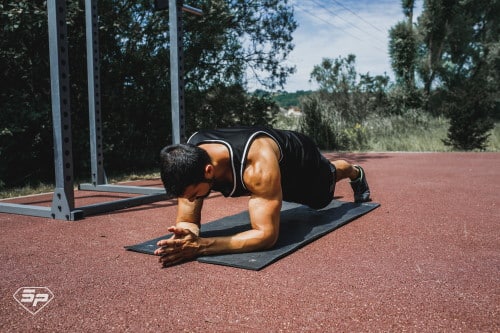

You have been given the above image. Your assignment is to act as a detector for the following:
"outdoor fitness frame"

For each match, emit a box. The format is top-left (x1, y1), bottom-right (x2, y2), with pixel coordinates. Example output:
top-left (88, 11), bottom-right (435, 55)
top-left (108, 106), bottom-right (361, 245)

top-left (0, 0), bottom-right (201, 220)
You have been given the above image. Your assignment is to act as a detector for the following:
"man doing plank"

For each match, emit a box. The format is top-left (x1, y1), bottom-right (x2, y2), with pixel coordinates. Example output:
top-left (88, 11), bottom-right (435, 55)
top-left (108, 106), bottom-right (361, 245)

top-left (155, 126), bottom-right (370, 267)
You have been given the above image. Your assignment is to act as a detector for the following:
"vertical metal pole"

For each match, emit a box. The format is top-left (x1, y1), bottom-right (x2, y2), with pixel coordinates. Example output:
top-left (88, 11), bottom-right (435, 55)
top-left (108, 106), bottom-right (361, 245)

top-left (47, 0), bottom-right (75, 220)
top-left (169, 0), bottom-right (186, 144)
top-left (85, 0), bottom-right (106, 185)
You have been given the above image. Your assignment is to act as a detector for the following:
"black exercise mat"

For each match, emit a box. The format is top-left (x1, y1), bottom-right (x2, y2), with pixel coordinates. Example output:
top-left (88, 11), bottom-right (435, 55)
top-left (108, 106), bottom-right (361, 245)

top-left (125, 200), bottom-right (380, 270)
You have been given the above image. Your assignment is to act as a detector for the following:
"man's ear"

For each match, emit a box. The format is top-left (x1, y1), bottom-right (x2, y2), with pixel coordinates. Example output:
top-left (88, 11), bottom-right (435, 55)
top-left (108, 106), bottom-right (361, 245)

top-left (204, 164), bottom-right (214, 178)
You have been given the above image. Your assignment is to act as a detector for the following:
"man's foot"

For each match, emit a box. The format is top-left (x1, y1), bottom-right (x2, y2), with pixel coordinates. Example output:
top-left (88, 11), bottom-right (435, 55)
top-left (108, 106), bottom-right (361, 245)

top-left (350, 165), bottom-right (371, 203)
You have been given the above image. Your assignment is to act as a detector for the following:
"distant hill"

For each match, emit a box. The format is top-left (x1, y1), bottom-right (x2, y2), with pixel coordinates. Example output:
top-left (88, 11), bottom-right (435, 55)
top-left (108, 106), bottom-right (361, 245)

top-left (272, 90), bottom-right (313, 108)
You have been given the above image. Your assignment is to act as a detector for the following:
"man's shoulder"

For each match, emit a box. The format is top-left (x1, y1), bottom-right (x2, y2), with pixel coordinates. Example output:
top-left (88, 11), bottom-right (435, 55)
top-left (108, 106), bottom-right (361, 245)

top-left (247, 135), bottom-right (281, 165)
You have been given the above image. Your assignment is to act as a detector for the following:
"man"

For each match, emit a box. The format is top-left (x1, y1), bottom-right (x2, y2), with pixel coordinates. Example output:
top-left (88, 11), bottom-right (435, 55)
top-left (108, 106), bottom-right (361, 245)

top-left (155, 126), bottom-right (370, 267)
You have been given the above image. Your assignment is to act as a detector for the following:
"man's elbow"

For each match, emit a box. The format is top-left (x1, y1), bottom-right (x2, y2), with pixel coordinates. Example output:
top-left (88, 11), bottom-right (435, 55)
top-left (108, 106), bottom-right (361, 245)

top-left (260, 231), bottom-right (279, 250)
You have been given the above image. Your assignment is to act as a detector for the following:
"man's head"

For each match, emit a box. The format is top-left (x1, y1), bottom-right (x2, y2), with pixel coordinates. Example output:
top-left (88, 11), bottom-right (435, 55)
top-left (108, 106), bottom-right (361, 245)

top-left (159, 144), bottom-right (212, 198)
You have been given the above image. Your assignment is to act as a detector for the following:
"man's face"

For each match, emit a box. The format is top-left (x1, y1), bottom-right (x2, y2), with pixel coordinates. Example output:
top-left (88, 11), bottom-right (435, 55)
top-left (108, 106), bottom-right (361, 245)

top-left (181, 179), bottom-right (213, 202)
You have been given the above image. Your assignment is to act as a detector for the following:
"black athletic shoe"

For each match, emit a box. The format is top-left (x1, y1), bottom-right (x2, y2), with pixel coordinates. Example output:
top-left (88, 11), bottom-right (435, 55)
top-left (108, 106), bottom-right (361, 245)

top-left (350, 165), bottom-right (371, 203)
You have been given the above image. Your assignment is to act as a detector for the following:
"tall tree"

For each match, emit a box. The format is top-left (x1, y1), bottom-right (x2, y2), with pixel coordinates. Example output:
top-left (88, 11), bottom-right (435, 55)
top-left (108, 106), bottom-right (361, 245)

top-left (415, 0), bottom-right (454, 112)
top-left (388, 0), bottom-right (419, 110)
top-left (416, 0), bottom-right (499, 150)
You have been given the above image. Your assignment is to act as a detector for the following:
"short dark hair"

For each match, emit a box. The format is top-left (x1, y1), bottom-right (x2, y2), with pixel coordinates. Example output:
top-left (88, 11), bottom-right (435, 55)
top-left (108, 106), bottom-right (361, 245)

top-left (159, 144), bottom-right (211, 197)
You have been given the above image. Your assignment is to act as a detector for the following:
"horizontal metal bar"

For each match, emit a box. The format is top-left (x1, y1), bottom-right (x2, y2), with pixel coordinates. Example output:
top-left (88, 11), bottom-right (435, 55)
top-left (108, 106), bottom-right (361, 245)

top-left (0, 193), bottom-right (169, 221)
top-left (78, 183), bottom-right (165, 195)
top-left (0, 203), bottom-right (53, 219)
top-left (77, 193), bottom-right (169, 217)
top-left (182, 4), bottom-right (203, 16)
top-left (0, 202), bottom-right (84, 221)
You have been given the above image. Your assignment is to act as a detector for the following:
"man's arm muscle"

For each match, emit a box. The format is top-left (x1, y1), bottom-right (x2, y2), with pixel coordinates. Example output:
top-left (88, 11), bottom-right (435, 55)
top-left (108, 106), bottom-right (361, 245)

top-left (198, 137), bottom-right (282, 254)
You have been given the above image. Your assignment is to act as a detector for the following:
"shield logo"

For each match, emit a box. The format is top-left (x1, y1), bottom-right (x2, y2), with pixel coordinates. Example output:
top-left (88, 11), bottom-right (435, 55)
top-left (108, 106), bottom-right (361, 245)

top-left (13, 287), bottom-right (54, 315)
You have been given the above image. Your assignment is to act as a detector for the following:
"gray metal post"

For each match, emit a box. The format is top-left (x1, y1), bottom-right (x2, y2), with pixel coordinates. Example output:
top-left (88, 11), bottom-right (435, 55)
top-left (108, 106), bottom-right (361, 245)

top-left (47, 0), bottom-right (76, 220)
top-left (81, 0), bottom-right (199, 198)
top-left (79, 0), bottom-right (165, 196)
top-left (0, 0), bottom-right (204, 221)
top-left (86, 0), bottom-right (106, 186)
top-left (169, 0), bottom-right (186, 144)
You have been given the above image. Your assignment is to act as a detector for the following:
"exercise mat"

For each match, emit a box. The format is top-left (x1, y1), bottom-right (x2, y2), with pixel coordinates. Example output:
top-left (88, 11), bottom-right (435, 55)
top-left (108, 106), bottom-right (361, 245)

top-left (125, 200), bottom-right (380, 270)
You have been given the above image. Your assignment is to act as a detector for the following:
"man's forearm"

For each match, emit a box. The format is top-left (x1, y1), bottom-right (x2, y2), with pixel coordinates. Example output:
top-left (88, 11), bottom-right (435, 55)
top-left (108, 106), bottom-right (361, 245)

top-left (198, 229), bottom-right (277, 256)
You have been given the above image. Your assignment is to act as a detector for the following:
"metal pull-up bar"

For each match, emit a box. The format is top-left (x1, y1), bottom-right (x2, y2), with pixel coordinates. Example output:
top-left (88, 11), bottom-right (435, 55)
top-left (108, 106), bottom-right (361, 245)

top-left (155, 0), bottom-right (203, 15)
top-left (181, 4), bottom-right (203, 16)
top-left (0, 0), bottom-right (202, 220)
top-left (163, 0), bottom-right (203, 144)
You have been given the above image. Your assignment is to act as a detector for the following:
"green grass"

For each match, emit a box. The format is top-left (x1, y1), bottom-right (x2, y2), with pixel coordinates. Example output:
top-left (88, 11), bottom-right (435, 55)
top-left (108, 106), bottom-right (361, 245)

top-left (365, 114), bottom-right (452, 152)
top-left (107, 170), bottom-right (160, 183)
top-left (0, 182), bottom-right (56, 199)
top-left (0, 170), bottom-right (160, 200)
top-left (359, 115), bottom-right (499, 152)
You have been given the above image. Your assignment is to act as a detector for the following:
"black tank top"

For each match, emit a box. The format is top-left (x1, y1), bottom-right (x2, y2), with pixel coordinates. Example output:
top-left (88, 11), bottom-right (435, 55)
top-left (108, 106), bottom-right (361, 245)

top-left (187, 126), bottom-right (333, 207)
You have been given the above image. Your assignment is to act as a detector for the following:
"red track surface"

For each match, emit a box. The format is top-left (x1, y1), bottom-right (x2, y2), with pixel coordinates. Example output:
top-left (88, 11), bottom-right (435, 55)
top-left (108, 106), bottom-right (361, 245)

top-left (1, 152), bottom-right (499, 332)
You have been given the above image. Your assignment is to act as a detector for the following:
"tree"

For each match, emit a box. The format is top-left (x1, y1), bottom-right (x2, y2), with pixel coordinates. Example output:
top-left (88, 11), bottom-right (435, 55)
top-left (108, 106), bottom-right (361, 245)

top-left (414, 0), bottom-right (450, 112)
top-left (388, 0), bottom-right (419, 110)
top-left (186, 83), bottom-right (278, 133)
top-left (0, 0), bottom-right (297, 187)
top-left (443, 77), bottom-right (496, 150)
top-left (302, 55), bottom-right (389, 150)
top-left (184, 0), bottom-right (297, 91)
top-left (0, 1), bottom-right (85, 186)
top-left (310, 55), bottom-right (389, 122)
top-left (416, 0), bottom-right (499, 150)
top-left (181, 0), bottom-right (296, 134)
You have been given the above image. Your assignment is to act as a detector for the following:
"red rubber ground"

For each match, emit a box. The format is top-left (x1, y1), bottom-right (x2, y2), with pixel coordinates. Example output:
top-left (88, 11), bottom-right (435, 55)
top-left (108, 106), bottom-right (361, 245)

top-left (1, 152), bottom-right (498, 332)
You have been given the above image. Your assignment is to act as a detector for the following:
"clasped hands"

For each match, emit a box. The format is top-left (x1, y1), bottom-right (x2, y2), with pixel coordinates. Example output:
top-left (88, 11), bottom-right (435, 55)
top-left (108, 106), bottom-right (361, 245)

top-left (154, 225), bottom-right (201, 268)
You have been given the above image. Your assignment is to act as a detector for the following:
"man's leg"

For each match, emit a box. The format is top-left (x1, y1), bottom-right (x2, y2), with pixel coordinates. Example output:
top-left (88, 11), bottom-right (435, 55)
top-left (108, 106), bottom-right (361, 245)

top-left (331, 160), bottom-right (371, 203)
top-left (331, 160), bottom-right (359, 181)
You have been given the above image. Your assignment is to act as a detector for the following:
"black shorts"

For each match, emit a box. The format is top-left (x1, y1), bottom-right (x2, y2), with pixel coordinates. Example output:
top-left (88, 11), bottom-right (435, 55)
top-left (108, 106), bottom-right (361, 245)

top-left (306, 155), bottom-right (336, 209)
top-left (281, 151), bottom-right (336, 209)
top-left (277, 131), bottom-right (337, 209)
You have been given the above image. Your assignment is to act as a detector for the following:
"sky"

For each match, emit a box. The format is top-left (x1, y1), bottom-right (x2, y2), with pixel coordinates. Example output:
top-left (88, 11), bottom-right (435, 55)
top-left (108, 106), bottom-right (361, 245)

top-left (260, 0), bottom-right (423, 92)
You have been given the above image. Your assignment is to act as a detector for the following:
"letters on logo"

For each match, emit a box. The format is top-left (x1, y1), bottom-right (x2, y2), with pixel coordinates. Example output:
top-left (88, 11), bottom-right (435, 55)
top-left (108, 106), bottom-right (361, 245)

top-left (13, 287), bottom-right (54, 315)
